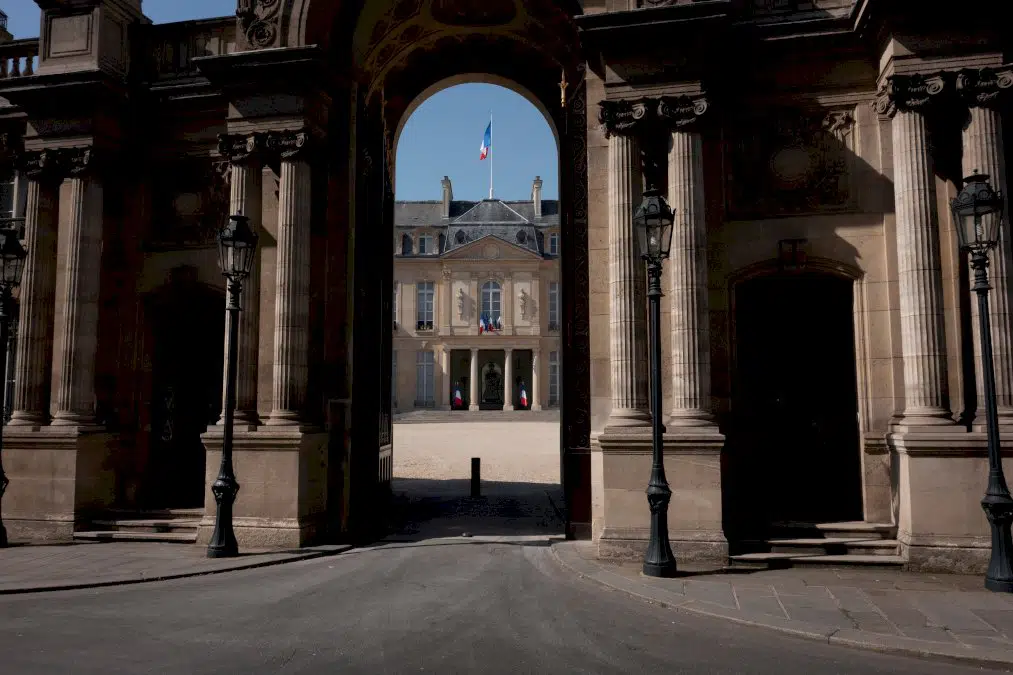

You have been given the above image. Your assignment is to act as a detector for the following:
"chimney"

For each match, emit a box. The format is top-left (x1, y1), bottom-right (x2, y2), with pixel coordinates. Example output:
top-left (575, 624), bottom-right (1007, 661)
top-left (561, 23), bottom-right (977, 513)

top-left (0, 10), bottom-right (12, 43)
top-left (441, 176), bottom-right (453, 219)
top-left (531, 176), bottom-right (543, 218)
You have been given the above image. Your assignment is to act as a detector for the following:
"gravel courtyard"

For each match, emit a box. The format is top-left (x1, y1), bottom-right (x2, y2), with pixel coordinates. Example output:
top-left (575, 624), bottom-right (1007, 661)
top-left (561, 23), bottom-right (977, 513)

top-left (392, 421), bottom-right (561, 486)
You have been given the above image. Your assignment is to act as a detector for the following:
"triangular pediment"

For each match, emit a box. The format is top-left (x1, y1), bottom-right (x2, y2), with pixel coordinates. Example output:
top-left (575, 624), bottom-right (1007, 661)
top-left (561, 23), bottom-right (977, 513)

top-left (443, 234), bottom-right (543, 261)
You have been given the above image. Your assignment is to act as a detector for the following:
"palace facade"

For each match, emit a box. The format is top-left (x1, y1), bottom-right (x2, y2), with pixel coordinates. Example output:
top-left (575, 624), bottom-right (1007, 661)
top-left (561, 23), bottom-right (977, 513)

top-left (393, 176), bottom-right (561, 413)
top-left (0, 0), bottom-right (1010, 573)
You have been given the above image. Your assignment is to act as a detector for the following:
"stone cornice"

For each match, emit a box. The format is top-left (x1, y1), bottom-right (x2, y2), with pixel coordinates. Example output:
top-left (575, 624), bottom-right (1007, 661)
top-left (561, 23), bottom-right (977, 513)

top-left (872, 72), bottom-right (947, 118)
top-left (955, 66), bottom-right (1013, 110)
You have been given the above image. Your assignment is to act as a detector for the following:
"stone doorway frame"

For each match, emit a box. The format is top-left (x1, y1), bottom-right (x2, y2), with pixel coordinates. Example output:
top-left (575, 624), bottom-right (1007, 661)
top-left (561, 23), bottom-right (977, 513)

top-left (725, 256), bottom-right (875, 534)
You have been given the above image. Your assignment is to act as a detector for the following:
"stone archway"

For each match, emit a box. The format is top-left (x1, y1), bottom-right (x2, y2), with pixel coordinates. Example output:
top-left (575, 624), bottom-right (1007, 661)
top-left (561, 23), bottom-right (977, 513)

top-left (226, 0), bottom-right (591, 541)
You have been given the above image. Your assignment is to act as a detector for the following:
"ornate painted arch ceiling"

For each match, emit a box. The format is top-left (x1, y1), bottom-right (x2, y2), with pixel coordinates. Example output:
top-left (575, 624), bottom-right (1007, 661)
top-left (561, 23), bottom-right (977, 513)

top-left (350, 0), bottom-right (581, 92)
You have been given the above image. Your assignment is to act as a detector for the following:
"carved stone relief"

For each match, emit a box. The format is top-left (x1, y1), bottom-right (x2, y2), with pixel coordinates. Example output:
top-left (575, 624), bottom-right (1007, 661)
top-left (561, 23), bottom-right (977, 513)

top-left (236, 0), bottom-right (283, 50)
top-left (726, 107), bottom-right (857, 218)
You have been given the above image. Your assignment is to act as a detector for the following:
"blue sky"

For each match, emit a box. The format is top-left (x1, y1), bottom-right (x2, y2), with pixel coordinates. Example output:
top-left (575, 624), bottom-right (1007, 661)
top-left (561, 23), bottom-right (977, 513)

top-left (2, 0), bottom-right (558, 201)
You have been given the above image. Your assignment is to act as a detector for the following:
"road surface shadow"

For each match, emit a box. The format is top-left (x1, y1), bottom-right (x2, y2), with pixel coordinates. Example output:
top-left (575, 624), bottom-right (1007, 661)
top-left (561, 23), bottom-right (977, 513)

top-left (383, 478), bottom-right (565, 544)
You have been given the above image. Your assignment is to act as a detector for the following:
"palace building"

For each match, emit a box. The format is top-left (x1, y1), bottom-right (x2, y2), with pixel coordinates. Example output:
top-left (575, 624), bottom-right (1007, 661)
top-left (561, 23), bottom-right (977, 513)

top-left (393, 176), bottom-right (561, 413)
top-left (0, 0), bottom-right (1010, 574)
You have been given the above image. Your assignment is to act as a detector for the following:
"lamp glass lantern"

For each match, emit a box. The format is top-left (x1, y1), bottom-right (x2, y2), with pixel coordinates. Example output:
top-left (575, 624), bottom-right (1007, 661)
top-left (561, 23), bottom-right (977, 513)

top-left (217, 214), bottom-right (259, 280)
top-left (0, 229), bottom-right (27, 288)
top-left (633, 188), bottom-right (675, 262)
top-left (951, 172), bottom-right (1004, 254)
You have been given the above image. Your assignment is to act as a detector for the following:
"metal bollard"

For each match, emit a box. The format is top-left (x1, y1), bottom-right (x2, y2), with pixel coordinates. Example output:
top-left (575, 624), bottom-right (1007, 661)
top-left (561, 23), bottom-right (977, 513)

top-left (471, 457), bottom-right (481, 497)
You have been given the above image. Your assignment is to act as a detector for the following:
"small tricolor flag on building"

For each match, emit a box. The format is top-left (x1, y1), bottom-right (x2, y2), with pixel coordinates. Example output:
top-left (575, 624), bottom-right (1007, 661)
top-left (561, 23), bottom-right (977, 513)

top-left (479, 121), bottom-right (491, 160)
top-left (453, 386), bottom-right (463, 408)
top-left (520, 385), bottom-right (528, 409)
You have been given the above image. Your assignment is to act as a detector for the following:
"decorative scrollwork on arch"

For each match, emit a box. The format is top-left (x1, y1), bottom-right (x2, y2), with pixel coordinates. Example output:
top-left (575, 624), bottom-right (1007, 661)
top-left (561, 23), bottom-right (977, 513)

top-left (236, 0), bottom-right (283, 50)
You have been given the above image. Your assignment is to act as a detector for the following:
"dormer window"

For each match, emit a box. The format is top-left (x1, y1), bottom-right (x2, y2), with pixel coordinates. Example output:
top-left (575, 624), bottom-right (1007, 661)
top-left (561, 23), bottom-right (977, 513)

top-left (548, 233), bottom-right (559, 256)
top-left (418, 234), bottom-right (434, 255)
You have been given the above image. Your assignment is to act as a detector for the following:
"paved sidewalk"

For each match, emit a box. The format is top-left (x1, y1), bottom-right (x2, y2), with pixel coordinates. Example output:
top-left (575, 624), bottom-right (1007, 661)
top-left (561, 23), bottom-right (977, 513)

top-left (551, 541), bottom-right (1013, 667)
top-left (0, 541), bottom-right (351, 594)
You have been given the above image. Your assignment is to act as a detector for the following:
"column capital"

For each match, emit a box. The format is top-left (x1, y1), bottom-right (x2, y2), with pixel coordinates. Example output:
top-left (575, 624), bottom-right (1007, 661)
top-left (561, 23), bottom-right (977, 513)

top-left (955, 65), bottom-right (1013, 110)
top-left (598, 98), bottom-right (654, 139)
top-left (264, 129), bottom-right (312, 161)
top-left (217, 132), bottom-right (264, 165)
top-left (657, 95), bottom-right (709, 131)
top-left (18, 148), bottom-right (63, 183)
top-left (62, 147), bottom-right (96, 177)
top-left (872, 72), bottom-right (948, 118)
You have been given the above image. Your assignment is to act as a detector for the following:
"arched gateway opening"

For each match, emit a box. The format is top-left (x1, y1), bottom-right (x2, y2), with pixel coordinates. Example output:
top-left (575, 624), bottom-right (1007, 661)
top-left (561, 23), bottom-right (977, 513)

top-left (269, 0), bottom-right (591, 540)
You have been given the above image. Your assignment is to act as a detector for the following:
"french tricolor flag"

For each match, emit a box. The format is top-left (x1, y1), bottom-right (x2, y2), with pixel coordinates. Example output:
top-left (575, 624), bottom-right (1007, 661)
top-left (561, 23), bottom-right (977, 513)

top-left (479, 121), bottom-right (491, 160)
top-left (479, 316), bottom-right (486, 334)
top-left (453, 386), bottom-right (463, 408)
top-left (520, 385), bottom-right (528, 409)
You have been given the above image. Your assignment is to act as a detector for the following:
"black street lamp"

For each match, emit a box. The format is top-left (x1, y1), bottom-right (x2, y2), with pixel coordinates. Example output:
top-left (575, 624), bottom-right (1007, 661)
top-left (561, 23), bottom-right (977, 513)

top-left (0, 227), bottom-right (27, 548)
top-left (207, 214), bottom-right (259, 559)
top-left (951, 171), bottom-right (1013, 593)
top-left (633, 187), bottom-right (677, 578)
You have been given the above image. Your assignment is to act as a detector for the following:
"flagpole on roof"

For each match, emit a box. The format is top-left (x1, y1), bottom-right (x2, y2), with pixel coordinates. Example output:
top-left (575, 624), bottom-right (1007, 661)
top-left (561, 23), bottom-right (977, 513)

top-left (488, 111), bottom-right (493, 200)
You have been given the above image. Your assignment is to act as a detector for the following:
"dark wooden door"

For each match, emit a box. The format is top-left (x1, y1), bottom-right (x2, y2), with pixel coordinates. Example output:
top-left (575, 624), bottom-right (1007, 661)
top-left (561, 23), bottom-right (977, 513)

top-left (731, 273), bottom-right (863, 537)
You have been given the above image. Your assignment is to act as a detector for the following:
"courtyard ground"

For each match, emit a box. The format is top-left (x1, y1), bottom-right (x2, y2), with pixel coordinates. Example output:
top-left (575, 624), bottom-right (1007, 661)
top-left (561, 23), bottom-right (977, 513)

top-left (391, 418), bottom-right (562, 489)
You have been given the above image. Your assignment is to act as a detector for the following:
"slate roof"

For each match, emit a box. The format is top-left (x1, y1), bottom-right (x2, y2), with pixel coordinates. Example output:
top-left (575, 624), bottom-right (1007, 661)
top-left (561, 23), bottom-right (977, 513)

top-left (394, 197), bottom-right (560, 258)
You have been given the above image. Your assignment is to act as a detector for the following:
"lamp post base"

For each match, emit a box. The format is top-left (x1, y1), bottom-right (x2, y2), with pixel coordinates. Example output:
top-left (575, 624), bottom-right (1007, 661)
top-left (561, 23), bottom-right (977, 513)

top-left (983, 490), bottom-right (1013, 593)
top-left (206, 474), bottom-right (240, 559)
top-left (643, 560), bottom-right (678, 578)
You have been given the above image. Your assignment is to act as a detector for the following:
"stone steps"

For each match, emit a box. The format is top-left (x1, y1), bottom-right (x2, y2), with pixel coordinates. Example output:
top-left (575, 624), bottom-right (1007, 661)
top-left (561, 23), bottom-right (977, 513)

top-left (73, 531), bottom-right (197, 544)
top-left (729, 521), bottom-right (903, 569)
top-left (74, 508), bottom-right (202, 544)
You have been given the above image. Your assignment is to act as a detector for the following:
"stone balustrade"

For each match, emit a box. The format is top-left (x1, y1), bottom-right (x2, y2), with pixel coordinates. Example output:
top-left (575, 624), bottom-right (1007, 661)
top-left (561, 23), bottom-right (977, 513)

top-left (0, 39), bottom-right (38, 80)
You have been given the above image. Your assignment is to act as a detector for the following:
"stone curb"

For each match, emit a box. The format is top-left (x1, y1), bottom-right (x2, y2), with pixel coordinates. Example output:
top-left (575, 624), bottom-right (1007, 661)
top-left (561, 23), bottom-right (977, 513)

top-left (549, 542), bottom-right (1013, 668)
top-left (0, 544), bottom-right (353, 595)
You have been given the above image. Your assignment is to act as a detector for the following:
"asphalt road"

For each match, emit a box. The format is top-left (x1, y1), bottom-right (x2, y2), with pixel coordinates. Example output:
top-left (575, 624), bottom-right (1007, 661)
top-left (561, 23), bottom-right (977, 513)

top-left (0, 492), bottom-right (1005, 674)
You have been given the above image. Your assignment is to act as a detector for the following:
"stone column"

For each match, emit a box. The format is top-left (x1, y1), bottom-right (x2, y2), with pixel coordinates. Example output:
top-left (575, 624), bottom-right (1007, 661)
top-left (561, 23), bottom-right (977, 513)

top-left (662, 98), bottom-right (714, 427)
top-left (469, 348), bottom-right (479, 411)
top-left (531, 348), bottom-right (542, 411)
top-left (604, 128), bottom-right (651, 429)
top-left (266, 131), bottom-right (312, 426)
top-left (218, 133), bottom-right (263, 426)
top-left (503, 348), bottom-right (514, 410)
top-left (956, 67), bottom-right (1013, 423)
top-left (439, 348), bottom-right (451, 410)
top-left (8, 152), bottom-right (60, 427)
top-left (52, 149), bottom-right (103, 426)
top-left (875, 75), bottom-right (952, 424)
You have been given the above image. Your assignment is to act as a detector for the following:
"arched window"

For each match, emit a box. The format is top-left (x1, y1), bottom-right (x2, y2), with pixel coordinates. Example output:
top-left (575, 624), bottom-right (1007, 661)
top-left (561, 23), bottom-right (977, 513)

top-left (401, 234), bottom-right (412, 256)
top-left (481, 281), bottom-right (501, 325)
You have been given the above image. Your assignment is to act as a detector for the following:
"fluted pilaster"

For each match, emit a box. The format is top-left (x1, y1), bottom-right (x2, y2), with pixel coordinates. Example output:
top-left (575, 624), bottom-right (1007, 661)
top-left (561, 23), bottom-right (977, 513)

top-left (266, 132), bottom-right (312, 425)
top-left (220, 148), bottom-right (263, 426)
top-left (605, 132), bottom-right (650, 428)
top-left (667, 129), bottom-right (713, 426)
top-left (957, 70), bottom-right (1013, 422)
top-left (9, 157), bottom-right (59, 427)
top-left (52, 150), bottom-right (103, 425)
top-left (890, 106), bottom-right (951, 422)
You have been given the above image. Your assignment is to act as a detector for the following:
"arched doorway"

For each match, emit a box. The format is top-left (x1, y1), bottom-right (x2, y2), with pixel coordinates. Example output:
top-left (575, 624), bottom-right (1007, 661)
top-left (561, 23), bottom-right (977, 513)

top-left (142, 274), bottom-right (225, 509)
top-left (726, 269), bottom-right (864, 542)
